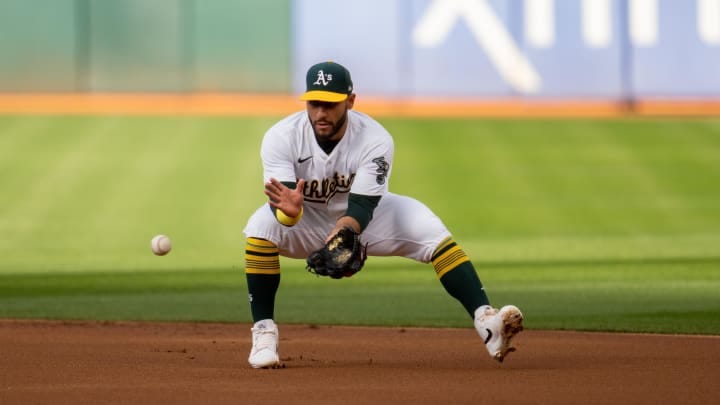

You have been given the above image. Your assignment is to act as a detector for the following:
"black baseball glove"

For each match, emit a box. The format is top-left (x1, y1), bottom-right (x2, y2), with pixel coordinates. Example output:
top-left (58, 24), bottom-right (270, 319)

top-left (306, 227), bottom-right (367, 279)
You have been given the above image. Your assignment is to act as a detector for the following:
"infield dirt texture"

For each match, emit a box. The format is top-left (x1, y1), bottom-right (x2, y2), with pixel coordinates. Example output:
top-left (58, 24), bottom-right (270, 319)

top-left (1, 320), bottom-right (719, 405)
top-left (1, 95), bottom-right (719, 404)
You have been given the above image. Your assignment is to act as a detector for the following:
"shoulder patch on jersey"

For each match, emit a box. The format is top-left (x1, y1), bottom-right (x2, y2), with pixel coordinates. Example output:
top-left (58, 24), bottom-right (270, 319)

top-left (372, 157), bottom-right (390, 185)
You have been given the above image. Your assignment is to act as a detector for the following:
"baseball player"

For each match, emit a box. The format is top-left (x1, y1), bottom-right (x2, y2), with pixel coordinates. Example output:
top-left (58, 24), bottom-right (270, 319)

top-left (243, 61), bottom-right (524, 368)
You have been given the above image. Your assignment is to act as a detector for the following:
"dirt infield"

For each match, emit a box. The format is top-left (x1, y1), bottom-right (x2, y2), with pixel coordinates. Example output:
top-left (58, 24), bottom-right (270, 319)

top-left (1, 93), bottom-right (719, 117)
top-left (1, 320), bottom-right (718, 405)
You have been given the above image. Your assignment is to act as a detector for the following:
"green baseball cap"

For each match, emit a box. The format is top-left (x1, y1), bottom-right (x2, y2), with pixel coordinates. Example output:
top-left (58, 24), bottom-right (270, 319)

top-left (300, 61), bottom-right (354, 102)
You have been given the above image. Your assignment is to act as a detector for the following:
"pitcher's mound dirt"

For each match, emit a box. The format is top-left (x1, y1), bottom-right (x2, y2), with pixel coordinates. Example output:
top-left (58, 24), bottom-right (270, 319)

top-left (1, 320), bottom-right (718, 405)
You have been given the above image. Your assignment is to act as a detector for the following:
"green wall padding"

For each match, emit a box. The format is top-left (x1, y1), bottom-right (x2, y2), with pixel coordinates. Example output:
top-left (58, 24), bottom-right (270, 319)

top-left (193, 0), bottom-right (291, 92)
top-left (0, 0), bottom-right (291, 92)
top-left (0, 0), bottom-right (78, 91)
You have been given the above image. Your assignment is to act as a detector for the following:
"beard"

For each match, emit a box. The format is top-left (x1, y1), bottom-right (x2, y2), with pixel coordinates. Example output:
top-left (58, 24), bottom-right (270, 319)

top-left (310, 108), bottom-right (348, 142)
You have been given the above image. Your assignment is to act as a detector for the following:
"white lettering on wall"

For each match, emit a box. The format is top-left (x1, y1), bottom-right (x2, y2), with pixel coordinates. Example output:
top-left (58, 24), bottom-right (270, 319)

top-left (699, 0), bottom-right (720, 45)
top-left (630, 0), bottom-right (658, 47)
top-left (413, 0), bottom-right (541, 93)
top-left (525, 0), bottom-right (554, 49)
top-left (412, 0), bottom-right (718, 93)
top-left (583, 0), bottom-right (612, 48)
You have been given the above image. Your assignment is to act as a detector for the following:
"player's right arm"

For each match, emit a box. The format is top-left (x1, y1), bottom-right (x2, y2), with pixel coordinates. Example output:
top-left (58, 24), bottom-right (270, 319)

top-left (264, 177), bottom-right (305, 218)
top-left (260, 121), bottom-right (305, 226)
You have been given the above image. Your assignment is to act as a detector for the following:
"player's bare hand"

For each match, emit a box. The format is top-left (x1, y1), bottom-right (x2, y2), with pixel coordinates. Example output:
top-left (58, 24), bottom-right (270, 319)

top-left (264, 178), bottom-right (306, 217)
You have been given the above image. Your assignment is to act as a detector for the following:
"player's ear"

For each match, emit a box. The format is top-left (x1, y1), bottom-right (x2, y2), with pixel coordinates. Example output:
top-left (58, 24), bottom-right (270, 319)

top-left (346, 94), bottom-right (356, 110)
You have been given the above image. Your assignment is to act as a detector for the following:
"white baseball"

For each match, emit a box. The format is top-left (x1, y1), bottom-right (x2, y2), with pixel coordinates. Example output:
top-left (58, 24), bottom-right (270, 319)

top-left (151, 234), bottom-right (172, 256)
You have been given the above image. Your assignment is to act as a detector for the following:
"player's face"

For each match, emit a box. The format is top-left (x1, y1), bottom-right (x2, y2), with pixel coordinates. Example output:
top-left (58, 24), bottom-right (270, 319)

top-left (307, 95), bottom-right (355, 142)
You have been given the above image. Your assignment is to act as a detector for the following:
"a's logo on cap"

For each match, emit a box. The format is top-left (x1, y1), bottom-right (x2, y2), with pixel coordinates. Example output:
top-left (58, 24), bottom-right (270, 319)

top-left (300, 62), bottom-right (352, 101)
top-left (313, 70), bottom-right (332, 86)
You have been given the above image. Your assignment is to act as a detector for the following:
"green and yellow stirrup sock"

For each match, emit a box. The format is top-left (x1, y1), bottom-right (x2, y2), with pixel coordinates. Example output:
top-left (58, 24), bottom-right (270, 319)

top-left (432, 237), bottom-right (490, 318)
top-left (245, 237), bottom-right (281, 322)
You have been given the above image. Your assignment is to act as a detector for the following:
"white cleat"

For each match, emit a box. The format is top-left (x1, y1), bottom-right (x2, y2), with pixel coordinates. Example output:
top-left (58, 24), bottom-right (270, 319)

top-left (474, 305), bottom-right (524, 363)
top-left (248, 319), bottom-right (280, 369)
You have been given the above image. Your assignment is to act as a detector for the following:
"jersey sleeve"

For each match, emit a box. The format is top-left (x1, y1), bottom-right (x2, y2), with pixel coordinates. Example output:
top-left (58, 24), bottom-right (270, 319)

top-left (345, 193), bottom-right (382, 231)
top-left (350, 135), bottom-right (394, 196)
top-left (260, 125), bottom-right (296, 184)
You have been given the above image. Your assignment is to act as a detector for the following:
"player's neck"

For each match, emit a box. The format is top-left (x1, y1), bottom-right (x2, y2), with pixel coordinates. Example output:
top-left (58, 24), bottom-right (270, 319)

top-left (317, 138), bottom-right (339, 154)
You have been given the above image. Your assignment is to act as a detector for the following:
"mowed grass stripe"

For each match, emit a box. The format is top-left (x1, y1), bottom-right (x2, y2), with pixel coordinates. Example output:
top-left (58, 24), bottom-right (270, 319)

top-left (1, 119), bottom-right (112, 247)
top-left (591, 122), bottom-right (688, 233)
top-left (616, 121), bottom-right (720, 231)
top-left (1, 116), bottom-right (719, 270)
top-left (601, 122), bottom-right (680, 230)
top-left (1, 259), bottom-right (718, 333)
top-left (476, 120), bottom-right (557, 234)
top-left (0, 115), bottom-right (716, 334)
top-left (1, 117), bottom-right (268, 271)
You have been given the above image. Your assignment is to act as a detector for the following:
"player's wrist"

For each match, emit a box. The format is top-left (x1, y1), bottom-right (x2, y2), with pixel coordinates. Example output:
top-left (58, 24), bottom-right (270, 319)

top-left (276, 206), bottom-right (303, 227)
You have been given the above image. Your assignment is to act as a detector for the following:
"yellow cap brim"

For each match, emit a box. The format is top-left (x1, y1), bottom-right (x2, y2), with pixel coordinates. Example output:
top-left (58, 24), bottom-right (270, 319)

top-left (299, 90), bottom-right (348, 102)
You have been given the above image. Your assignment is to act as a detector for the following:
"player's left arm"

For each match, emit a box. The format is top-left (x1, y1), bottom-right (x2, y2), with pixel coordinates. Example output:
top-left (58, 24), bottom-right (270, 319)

top-left (326, 137), bottom-right (393, 240)
top-left (325, 193), bottom-right (381, 241)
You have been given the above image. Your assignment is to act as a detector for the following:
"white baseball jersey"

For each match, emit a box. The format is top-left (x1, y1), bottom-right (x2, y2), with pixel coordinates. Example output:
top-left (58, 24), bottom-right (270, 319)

top-left (261, 110), bottom-right (393, 219)
top-left (244, 110), bottom-right (450, 263)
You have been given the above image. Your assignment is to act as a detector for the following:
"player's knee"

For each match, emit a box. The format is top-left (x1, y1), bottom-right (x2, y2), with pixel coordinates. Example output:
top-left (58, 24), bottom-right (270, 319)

top-left (245, 237), bottom-right (280, 275)
top-left (431, 237), bottom-right (470, 278)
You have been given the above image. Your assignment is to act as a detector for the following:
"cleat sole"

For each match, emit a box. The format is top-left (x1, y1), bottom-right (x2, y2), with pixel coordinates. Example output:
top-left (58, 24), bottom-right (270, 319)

top-left (496, 307), bottom-right (524, 362)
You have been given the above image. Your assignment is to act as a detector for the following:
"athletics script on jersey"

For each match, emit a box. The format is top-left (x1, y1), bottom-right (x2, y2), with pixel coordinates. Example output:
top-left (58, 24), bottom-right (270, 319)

top-left (302, 172), bottom-right (355, 204)
top-left (300, 156), bottom-right (389, 204)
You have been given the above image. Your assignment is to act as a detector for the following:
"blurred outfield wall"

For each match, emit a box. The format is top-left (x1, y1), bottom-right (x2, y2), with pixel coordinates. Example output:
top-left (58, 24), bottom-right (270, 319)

top-left (0, 0), bottom-right (719, 100)
top-left (0, 0), bottom-right (291, 92)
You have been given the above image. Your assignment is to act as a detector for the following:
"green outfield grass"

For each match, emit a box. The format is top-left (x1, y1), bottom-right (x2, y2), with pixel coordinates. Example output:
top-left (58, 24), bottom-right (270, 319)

top-left (1, 116), bottom-right (719, 334)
